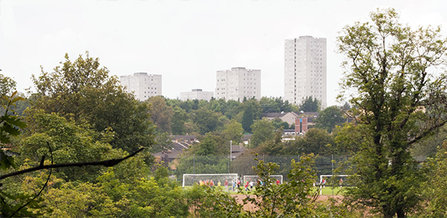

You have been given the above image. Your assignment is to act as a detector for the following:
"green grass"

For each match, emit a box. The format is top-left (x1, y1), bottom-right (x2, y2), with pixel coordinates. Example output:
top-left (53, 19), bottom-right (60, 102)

top-left (183, 185), bottom-right (347, 196)
top-left (318, 186), bottom-right (346, 196)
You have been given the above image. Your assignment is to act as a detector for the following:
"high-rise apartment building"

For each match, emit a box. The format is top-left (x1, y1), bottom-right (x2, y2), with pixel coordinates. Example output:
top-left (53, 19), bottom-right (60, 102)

top-left (215, 67), bottom-right (261, 101)
top-left (120, 72), bottom-right (162, 101)
top-left (180, 89), bottom-right (214, 101)
top-left (284, 36), bottom-right (327, 108)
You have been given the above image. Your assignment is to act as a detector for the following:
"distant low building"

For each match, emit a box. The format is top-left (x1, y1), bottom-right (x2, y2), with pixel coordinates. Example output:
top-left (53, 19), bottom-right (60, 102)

top-left (180, 89), bottom-right (214, 101)
top-left (153, 135), bottom-right (247, 170)
top-left (262, 112), bottom-right (300, 126)
top-left (153, 135), bottom-right (198, 170)
top-left (242, 134), bottom-right (253, 146)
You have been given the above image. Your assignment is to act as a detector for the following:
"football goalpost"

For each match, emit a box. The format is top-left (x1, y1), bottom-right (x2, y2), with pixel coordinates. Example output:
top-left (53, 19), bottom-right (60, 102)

top-left (319, 174), bottom-right (350, 195)
top-left (243, 175), bottom-right (283, 184)
top-left (182, 173), bottom-right (238, 187)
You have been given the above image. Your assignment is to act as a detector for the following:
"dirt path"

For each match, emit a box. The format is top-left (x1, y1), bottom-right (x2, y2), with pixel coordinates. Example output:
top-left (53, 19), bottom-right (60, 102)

top-left (231, 194), bottom-right (343, 212)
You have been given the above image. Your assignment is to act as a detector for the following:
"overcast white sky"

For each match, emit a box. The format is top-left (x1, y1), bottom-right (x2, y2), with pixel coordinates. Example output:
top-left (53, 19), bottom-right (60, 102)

top-left (1, 0), bottom-right (446, 106)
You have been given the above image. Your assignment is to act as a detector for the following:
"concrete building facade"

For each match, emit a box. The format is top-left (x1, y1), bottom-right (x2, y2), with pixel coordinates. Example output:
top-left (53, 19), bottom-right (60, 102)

top-left (180, 89), bottom-right (214, 101)
top-left (120, 72), bottom-right (162, 101)
top-left (284, 36), bottom-right (327, 108)
top-left (215, 67), bottom-right (261, 101)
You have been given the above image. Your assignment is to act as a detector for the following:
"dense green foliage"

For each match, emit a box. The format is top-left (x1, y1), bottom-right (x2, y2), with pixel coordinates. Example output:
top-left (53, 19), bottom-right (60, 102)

top-left (175, 134), bottom-right (230, 176)
top-left (316, 106), bottom-right (346, 133)
top-left (31, 52), bottom-right (154, 153)
top-left (337, 8), bottom-right (447, 218)
top-left (5, 9), bottom-right (447, 216)
top-left (21, 110), bottom-right (122, 182)
top-left (299, 96), bottom-right (320, 112)
top-left (250, 119), bottom-right (275, 148)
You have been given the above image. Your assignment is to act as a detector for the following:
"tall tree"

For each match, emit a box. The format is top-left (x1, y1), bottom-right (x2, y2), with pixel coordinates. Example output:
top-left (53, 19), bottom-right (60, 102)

top-left (223, 100), bottom-right (241, 120)
top-left (315, 106), bottom-right (346, 133)
top-left (0, 75), bottom-right (25, 170)
top-left (147, 96), bottom-right (174, 133)
top-left (299, 96), bottom-right (320, 112)
top-left (175, 134), bottom-right (229, 176)
top-left (222, 119), bottom-right (244, 143)
top-left (191, 107), bottom-right (223, 135)
top-left (250, 119), bottom-right (275, 148)
top-left (31, 52), bottom-right (153, 153)
top-left (171, 106), bottom-right (189, 135)
top-left (337, 8), bottom-right (447, 218)
top-left (241, 104), bottom-right (254, 133)
top-left (20, 110), bottom-right (122, 182)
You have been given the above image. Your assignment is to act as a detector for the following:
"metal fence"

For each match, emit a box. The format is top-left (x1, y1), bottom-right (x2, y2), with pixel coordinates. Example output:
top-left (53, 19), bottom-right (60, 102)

top-left (167, 153), bottom-right (351, 184)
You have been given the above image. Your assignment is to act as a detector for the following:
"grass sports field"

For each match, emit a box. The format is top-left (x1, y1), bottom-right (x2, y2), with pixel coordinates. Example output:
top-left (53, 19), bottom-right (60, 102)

top-left (184, 185), bottom-right (346, 196)
top-left (319, 186), bottom-right (345, 196)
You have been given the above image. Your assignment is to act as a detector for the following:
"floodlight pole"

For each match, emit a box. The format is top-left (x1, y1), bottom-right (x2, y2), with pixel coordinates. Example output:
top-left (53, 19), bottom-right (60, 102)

top-left (228, 140), bottom-right (232, 174)
top-left (332, 154), bottom-right (334, 196)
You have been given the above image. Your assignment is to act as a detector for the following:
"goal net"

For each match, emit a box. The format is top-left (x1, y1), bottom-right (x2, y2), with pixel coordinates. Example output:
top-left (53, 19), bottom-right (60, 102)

top-left (243, 175), bottom-right (283, 184)
top-left (182, 173), bottom-right (238, 187)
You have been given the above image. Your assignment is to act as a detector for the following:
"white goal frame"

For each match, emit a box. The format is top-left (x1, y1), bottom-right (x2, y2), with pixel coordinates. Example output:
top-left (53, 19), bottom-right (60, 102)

top-left (182, 173), bottom-right (238, 187)
top-left (243, 175), bottom-right (283, 184)
top-left (319, 174), bottom-right (350, 184)
top-left (319, 175), bottom-right (350, 195)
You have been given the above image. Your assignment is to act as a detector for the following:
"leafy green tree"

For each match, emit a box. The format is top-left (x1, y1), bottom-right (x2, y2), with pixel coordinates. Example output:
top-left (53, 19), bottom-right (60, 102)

top-left (153, 132), bottom-right (173, 153)
top-left (337, 8), bottom-right (447, 218)
top-left (0, 77), bottom-right (29, 216)
top-left (171, 106), bottom-right (189, 135)
top-left (175, 134), bottom-right (229, 176)
top-left (0, 74), bottom-right (30, 116)
top-left (191, 107), bottom-right (223, 135)
top-left (190, 133), bottom-right (227, 156)
top-left (250, 119), bottom-right (275, 148)
top-left (0, 74), bottom-right (16, 96)
top-left (315, 106), bottom-right (346, 133)
top-left (333, 123), bottom-right (366, 155)
top-left (147, 96), bottom-right (174, 133)
top-left (259, 126), bottom-right (285, 155)
top-left (20, 110), bottom-right (122, 182)
top-left (300, 128), bottom-right (334, 154)
top-left (419, 142), bottom-right (447, 217)
top-left (222, 119), bottom-right (244, 143)
top-left (26, 162), bottom-right (189, 218)
top-left (31, 52), bottom-right (154, 153)
top-left (299, 96), bottom-right (320, 112)
top-left (223, 99), bottom-right (241, 120)
top-left (259, 97), bottom-right (298, 113)
top-left (0, 94), bottom-right (25, 170)
top-left (244, 154), bottom-right (319, 217)
top-left (410, 126), bottom-right (447, 160)
top-left (187, 185), bottom-right (243, 218)
top-left (206, 98), bottom-right (222, 113)
top-left (260, 97), bottom-right (281, 113)
top-left (280, 128), bottom-right (334, 155)
top-left (31, 181), bottom-right (121, 217)
top-left (241, 104), bottom-right (254, 133)
top-left (241, 99), bottom-right (261, 133)
top-left (271, 117), bottom-right (290, 130)
top-left (176, 99), bottom-right (199, 113)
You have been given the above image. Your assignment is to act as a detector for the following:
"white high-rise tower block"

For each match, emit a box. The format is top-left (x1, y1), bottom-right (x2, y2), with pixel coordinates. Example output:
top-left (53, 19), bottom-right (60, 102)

top-left (284, 36), bottom-right (327, 108)
top-left (120, 72), bottom-right (162, 101)
top-left (215, 67), bottom-right (261, 101)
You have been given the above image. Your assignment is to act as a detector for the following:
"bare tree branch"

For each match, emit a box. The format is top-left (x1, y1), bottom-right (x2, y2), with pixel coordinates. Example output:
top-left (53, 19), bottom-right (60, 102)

top-left (408, 121), bottom-right (447, 145)
top-left (0, 148), bottom-right (144, 181)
